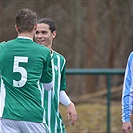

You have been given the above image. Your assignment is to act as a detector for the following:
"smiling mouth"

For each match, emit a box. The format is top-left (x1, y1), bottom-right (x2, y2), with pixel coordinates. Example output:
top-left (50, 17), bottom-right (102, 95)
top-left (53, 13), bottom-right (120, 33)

top-left (37, 39), bottom-right (45, 43)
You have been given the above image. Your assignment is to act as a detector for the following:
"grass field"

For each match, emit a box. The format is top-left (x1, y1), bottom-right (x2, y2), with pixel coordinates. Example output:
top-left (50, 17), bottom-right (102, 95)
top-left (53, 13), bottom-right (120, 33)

top-left (60, 102), bottom-right (122, 133)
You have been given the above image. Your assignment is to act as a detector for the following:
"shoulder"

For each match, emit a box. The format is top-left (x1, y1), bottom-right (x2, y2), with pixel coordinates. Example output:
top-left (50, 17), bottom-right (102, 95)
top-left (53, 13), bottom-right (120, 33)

top-left (127, 52), bottom-right (133, 66)
top-left (35, 42), bottom-right (48, 50)
top-left (53, 51), bottom-right (66, 70)
top-left (0, 41), bottom-right (7, 49)
top-left (129, 52), bottom-right (133, 57)
top-left (0, 39), bottom-right (22, 50)
top-left (0, 39), bottom-right (16, 46)
top-left (0, 41), bottom-right (6, 45)
top-left (53, 51), bottom-right (66, 61)
top-left (34, 42), bottom-right (51, 54)
top-left (0, 41), bottom-right (6, 44)
top-left (128, 52), bottom-right (133, 60)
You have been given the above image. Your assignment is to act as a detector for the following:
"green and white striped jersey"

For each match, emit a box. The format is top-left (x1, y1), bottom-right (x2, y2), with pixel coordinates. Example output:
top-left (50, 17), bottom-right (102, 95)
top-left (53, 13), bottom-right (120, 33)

top-left (0, 38), bottom-right (52, 123)
top-left (42, 51), bottom-right (67, 133)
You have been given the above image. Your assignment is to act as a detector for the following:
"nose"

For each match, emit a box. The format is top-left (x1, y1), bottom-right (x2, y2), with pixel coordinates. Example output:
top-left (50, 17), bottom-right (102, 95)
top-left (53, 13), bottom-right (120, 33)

top-left (37, 33), bottom-right (44, 38)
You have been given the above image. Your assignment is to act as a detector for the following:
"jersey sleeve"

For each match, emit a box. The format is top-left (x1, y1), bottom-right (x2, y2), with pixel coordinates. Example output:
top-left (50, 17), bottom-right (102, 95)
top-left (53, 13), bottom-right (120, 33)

top-left (40, 50), bottom-right (53, 83)
top-left (122, 52), bottom-right (133, 122)
top-left (0, 41), bottom-right (6, 74)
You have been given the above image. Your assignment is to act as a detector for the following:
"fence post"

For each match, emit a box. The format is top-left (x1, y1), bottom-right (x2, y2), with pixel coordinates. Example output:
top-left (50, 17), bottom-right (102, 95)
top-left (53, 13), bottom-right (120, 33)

top-left (107, 75), bottom-right (111, 133)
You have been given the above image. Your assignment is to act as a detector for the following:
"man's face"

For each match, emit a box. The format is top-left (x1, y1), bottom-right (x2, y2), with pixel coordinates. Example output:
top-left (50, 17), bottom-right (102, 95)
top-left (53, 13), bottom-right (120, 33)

top-left (34, 23), bottom-right (56, 49)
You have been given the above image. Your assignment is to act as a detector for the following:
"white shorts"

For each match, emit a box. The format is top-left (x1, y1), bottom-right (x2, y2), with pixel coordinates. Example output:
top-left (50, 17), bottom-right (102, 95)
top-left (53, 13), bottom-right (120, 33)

top-left (1, 118), bottom-right (49, 133)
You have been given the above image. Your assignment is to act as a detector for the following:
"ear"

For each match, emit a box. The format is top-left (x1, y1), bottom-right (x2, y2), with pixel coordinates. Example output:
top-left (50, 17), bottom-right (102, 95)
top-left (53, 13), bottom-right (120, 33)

top-left (15, 25), bottom-right (18, 32)
top-left (34, 23), bottom-right (37, 31)
top-left (52, 31), bottom-right (56, 39)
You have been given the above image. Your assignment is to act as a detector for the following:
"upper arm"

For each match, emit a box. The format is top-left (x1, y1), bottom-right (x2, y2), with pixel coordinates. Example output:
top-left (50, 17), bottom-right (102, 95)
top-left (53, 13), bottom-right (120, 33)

top-left (40, 50), bottom-right (53, 83)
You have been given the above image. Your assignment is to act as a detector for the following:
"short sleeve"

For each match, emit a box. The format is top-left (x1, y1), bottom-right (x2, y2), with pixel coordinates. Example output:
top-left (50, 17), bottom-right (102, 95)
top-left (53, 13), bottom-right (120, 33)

top-left (40, 50), bottom-right (53, 83)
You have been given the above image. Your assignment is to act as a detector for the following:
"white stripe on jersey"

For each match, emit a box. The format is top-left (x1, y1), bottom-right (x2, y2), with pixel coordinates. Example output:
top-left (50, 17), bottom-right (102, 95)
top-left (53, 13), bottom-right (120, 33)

top-left (57, 55), bottom-right (61, 107)
top-left (54, 55), bottom-right (60, 132)
top-left (47, 58), bottom-right (55, 133)
top-left (48, 90), bottom-right (52, 133)
top-left (56, 55), bottom-right (63, 132)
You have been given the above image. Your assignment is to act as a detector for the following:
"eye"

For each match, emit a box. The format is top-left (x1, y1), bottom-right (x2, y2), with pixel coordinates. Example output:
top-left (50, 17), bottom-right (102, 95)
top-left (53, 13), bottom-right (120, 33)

top-left (42, 31), bottom-right (47, 34)
top-left (35, 31), bottom-right (39, 35)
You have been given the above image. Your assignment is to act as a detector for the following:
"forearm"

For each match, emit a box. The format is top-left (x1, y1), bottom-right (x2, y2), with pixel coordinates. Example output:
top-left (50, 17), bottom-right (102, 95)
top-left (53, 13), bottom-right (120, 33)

top-left (122, 97), bottom-right (131, 122)
top-left (59, 90), bottom-right (72, 107)
top-left (122, 62), bottom-right (133, 122)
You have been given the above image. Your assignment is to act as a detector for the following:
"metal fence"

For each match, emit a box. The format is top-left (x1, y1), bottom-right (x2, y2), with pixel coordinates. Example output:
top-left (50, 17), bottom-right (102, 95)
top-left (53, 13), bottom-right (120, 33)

top-left (66, 68), bottom-right (125, 133)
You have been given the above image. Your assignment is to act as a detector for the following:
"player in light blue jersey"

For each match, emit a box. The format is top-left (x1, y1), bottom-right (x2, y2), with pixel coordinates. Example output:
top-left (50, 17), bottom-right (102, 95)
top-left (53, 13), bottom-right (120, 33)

top-left (122, 52), bottom-right (133, 133)
top-left (34, 18), bottom-right (77, 133)
top-left (0, 9), bottom-right (53, 133)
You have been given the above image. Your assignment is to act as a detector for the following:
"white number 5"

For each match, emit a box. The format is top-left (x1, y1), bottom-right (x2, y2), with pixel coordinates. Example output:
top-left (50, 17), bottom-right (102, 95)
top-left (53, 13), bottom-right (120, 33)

top-left (13, 56), bottom-right (28, 87)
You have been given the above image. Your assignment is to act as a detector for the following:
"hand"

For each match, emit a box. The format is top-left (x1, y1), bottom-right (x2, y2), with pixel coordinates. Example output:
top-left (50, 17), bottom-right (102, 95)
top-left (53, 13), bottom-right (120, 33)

top-left (67, 103), bottom-right (77, 126)
top-left (122, 122), bottom-right (132, 133)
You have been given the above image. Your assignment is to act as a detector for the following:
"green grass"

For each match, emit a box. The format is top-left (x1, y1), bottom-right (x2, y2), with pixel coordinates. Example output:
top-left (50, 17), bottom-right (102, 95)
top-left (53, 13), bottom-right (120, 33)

top-left (60, 102), bottom-right (122, 133)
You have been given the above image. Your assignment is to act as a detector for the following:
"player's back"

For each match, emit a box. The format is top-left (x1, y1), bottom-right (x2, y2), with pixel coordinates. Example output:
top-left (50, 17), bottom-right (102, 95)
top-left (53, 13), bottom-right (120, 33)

top-left (0, 38), bottom-right (52, 123)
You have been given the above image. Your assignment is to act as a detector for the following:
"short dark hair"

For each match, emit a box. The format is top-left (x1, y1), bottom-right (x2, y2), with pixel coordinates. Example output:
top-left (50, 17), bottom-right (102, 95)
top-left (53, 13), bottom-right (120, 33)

top-left (16, 8), bottom-right (37, 33)
top-left (37, 18), bottom-right (56, 33)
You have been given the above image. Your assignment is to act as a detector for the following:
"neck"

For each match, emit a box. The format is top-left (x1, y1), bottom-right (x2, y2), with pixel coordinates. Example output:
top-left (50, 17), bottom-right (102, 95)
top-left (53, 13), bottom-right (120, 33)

top-left (50, 48), bottom-right (53, 53)
top-left (18, 32), bottom-right (34, 39)
top-left (47, 46), bottom-right (52, 53)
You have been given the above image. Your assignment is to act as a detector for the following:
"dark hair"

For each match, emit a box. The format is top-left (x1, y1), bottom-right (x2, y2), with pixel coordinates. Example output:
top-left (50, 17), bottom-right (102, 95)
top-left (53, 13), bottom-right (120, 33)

top-left (37, 18), bottom-right (56, 33)
top-left (16, 8), bottom-right (37, 33)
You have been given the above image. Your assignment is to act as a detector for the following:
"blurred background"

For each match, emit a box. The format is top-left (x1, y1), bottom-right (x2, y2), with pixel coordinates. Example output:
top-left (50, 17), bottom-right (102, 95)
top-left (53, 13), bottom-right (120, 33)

top-left (0, 0), bottom-right (133, 132)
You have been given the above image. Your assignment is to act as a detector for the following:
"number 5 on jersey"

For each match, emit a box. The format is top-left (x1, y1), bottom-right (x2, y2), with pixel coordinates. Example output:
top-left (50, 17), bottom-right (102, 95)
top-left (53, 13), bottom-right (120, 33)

top-left (13, 56), bottom-right (28, 87)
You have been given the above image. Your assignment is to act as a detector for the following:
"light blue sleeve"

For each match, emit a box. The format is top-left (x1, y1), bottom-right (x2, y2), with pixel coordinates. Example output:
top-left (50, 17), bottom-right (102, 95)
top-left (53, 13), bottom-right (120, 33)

top-left (122, 52), bottom-right (133, 122)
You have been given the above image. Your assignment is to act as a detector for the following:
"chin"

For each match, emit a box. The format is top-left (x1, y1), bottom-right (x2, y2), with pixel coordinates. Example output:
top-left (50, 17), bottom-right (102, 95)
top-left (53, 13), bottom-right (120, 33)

top-left (37, 42), bottom-right (43, 45)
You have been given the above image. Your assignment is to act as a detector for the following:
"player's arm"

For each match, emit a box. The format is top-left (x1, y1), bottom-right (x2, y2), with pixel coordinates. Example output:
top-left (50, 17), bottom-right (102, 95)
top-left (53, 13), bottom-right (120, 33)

top-left (59, 90), bottom-right (77, 126)
top-left (122, 122), bottom-right (132, 133)
top-left (59, 90), bottom-right (72, 106)
top-left (60, 58), bottom-right (77, 125)
top-left (122, 53), bottom-right (133, 122)
top-left (122, 53), bottom-right (133, 132)
top-left (40, 50), bottom-right (53, 91)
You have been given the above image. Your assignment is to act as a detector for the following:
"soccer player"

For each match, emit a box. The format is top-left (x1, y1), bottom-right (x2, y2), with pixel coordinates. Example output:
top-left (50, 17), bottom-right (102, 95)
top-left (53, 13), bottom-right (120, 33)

top-left (34, 18), bottom-right (77, 133)
top-left (0, 9), bottom-right (53, 133)
top-left (121, 52), bottom-right (133, 133)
